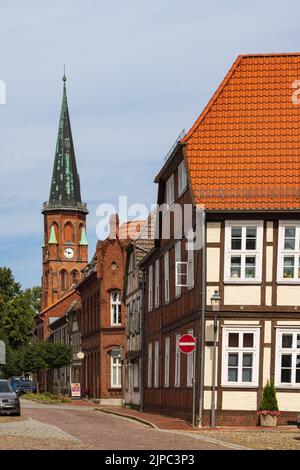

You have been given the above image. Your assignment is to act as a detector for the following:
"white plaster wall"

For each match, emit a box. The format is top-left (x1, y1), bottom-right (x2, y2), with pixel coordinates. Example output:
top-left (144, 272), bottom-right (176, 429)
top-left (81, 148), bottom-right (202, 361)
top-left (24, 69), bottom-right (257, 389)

top-left (224, 285), bottom-right (261, 305)
top-left (206, 248), bottom-right (220, 282)
top-left (222, 391), bottom-right (257, 410)
top-left (277, 286), bottom-right (300, 306)
top-left (277, 392), bottom-right (300, 412)
top-left (266, 246), bottom-right (273, 282)
top-left (265, 286), bottom-right (272, 306)
top-left (207, 222), bottom-right (221, 243)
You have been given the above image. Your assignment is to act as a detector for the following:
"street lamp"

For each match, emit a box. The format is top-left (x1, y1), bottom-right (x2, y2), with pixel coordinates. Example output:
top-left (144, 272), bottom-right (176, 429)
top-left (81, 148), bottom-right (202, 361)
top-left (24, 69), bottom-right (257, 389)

top-left (210, 289), bottom-right (221, 428)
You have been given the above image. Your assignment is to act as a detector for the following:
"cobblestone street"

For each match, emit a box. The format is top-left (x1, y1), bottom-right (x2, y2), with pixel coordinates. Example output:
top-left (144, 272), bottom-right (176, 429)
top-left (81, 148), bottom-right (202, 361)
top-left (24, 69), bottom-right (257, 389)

top-left (0, 400), bottom-right (232, 450)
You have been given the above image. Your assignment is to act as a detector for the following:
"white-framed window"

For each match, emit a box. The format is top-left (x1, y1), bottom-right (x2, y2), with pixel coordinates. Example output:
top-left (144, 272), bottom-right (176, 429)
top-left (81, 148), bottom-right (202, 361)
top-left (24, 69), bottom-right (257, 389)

top-left (148, 265), bottom-right (153, 312)
top-left (224, 221), bottom-right (263, 283)
top-left (164, 252), bottom-right (170, 304)
top-left (111, 290), bottom-right (121, 325)
top-left (187, 231), bottom-right (195, 289)
top-left (147, 343), bottom-right (153, 388)
top-left (277, 221), bottom-right (300, 283)
top-left (187, 329), bottom-right (195, 387)
top-left (175, 333), bottom-right (181, 387)
top-left (164, 337), bottom-right (170, 388)
top-left (111, 348), bottom-right (122, 388)
top-left (178, 160), bottom-right (187, 196)
top-left (166, 174), bottom-right (175, 207)
top-left (175, 242), bottom-right (182, 297)
top-left (154, 341), bottom-right (159, 388)
top-left (222, 328), bottom-right (260, 387)
top-left (133, 361), bottom-right (139, 389)
top-left (275, 329), bottom-right (300, 387)
top-left (155, 259), bottom-right (160, 308)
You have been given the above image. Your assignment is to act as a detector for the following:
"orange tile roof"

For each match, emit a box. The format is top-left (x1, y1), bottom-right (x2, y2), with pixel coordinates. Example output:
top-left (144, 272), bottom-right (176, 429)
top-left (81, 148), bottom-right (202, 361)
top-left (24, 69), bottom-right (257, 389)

top-left (181, 53), bottom-right (300, 210)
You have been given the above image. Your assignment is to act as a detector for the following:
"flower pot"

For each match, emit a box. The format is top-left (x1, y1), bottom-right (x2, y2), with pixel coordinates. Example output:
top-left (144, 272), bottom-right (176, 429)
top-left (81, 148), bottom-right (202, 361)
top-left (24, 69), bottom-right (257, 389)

top-left (259, 414), bottom-right (278, 427)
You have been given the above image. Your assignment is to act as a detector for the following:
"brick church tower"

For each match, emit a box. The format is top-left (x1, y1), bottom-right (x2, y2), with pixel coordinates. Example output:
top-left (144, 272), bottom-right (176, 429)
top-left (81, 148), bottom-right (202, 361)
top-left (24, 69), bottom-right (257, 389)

top-left (41, 74), bottom-right (88, 310)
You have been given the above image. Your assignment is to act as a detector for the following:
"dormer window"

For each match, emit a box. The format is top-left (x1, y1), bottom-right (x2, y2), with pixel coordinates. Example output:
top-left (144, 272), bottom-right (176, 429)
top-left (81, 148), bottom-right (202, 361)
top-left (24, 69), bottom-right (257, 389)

top-left (166, 174), bottom-right (174, 207)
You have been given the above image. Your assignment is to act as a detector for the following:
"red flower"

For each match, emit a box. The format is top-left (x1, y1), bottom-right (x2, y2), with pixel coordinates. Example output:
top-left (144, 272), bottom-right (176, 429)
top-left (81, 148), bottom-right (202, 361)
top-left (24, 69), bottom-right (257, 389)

top-left (257, 410), bottom-right (281, 416)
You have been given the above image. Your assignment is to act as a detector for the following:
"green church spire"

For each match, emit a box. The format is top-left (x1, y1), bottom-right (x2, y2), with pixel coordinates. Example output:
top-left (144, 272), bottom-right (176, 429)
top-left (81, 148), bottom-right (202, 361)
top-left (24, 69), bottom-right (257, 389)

top-left (44, 73), bottom-right (88, 214)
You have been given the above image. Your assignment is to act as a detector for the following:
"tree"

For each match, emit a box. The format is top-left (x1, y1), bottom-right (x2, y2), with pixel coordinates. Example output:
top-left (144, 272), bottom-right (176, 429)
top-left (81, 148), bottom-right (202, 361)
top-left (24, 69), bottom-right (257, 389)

top-left (0, 293), bottom-right (36, 349)
top-left (259, 380), bottom-right (279, 411)
top-left (42, 342), bottom-right (72, 395)
top-left (0, 267), bottom-right (21, 308)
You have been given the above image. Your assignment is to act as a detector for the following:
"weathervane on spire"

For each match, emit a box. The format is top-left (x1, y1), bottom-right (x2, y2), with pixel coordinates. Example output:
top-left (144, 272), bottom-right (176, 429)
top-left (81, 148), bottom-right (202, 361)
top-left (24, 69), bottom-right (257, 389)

top-left (63, 65), bottom-right (66, 82)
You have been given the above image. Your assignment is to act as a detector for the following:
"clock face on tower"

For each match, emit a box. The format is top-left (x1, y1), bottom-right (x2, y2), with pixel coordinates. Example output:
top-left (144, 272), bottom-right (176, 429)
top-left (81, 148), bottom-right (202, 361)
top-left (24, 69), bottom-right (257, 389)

top-left (64, 247), bottom-right (74, 259)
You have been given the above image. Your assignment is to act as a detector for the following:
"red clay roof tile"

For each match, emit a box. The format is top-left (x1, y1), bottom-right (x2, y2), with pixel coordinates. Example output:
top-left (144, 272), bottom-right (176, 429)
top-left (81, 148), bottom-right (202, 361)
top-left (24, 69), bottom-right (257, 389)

top-left (182, 53), bottom-right (300, 210)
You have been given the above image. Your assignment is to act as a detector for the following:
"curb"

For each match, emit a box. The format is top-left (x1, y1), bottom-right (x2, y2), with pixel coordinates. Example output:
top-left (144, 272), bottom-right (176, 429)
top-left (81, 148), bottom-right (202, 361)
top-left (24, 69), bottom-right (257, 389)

top-left (94, 408), bottom-right (159, 429)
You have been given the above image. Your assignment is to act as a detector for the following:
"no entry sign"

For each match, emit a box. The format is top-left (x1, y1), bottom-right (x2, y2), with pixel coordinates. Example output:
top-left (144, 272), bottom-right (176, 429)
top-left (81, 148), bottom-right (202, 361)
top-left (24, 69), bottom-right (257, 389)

top-left (179, 334), bottom-right (196, 354)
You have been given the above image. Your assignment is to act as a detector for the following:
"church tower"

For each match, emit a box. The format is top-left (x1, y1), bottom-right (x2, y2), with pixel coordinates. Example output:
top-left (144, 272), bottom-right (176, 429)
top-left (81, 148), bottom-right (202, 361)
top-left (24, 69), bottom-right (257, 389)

top-left (41, 74), bottom-right (88, 310)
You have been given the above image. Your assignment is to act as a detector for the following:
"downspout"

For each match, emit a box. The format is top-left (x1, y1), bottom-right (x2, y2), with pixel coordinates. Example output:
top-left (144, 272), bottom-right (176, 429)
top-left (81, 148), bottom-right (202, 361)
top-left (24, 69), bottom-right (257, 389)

top-left (198, 207), bottom-right (206, 427)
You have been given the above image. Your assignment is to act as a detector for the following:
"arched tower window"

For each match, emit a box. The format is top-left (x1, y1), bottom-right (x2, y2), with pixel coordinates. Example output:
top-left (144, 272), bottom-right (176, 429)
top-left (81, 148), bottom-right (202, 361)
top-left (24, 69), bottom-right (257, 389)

top-left (72, 269), bottom-right (79, 285)
top-left (64, 222), bottom-right (74, 243)
top-left (61, 269), bottom-right (68, 291)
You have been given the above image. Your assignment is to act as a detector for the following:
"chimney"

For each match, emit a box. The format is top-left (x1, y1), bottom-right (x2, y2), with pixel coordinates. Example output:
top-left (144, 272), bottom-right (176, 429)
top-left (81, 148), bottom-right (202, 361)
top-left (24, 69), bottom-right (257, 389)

top-left (109, 213), bottom-right (119, 239)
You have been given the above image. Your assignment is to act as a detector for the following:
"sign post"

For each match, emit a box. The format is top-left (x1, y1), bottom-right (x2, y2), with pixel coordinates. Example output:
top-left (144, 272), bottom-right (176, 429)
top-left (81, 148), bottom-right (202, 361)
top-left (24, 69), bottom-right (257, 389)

top-left (179, 334), bottom-right (196, 427)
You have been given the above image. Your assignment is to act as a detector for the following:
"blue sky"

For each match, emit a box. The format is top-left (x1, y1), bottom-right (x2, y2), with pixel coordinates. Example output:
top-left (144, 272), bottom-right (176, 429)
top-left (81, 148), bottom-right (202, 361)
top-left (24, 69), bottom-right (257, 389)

top-left (0, 0), bottom-right (300, 288)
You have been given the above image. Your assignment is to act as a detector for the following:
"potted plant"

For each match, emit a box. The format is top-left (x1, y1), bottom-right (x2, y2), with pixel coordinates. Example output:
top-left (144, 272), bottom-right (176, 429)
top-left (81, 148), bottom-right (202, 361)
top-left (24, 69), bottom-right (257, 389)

top-left (257, 380), bottom-right (280, 427)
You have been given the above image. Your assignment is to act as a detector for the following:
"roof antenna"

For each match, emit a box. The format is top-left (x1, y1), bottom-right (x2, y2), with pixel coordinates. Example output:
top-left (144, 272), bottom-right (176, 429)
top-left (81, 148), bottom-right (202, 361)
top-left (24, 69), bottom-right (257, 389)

top-left (63, 64), bottom-right (66, 82)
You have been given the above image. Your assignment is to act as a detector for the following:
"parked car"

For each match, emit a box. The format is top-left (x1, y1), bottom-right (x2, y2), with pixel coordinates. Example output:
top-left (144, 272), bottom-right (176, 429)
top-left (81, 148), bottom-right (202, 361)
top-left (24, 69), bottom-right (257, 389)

top-left (0, 379), bottom-right (21, 416)
top-left (9, 377), bottom-right (22, 393)
top-left (18, 379), bottom-right (37, 394)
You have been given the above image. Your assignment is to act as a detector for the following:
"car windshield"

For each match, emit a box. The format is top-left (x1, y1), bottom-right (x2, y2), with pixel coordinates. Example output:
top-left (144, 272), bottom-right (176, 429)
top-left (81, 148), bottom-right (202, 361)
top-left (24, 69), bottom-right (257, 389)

top-left (0, 381), bottom-right (13, 393)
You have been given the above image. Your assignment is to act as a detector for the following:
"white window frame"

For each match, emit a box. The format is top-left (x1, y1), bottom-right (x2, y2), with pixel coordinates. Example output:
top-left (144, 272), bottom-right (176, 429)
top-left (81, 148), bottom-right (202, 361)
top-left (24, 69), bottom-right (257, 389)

top-left (277, 221), bottom-right (300, 284)
top-left (148, 265), bottom-right (153, 312)
top-left (166, 174), bottom-right (175, 207)
top-left (164, 252), bottom-right (170, 304)
top-left (110, 290), bottom-right (121, 325)
top-left (187, 231), bottom-right (195, 289)
top-left (111, 349), bottom-right (122, 388)
top-left (224, 220), bottom-right (263, 283)
top-left (178, 160), bottom-right (188, 197)
top-left (155, 259), bottom-right (160, 308)
top-left (221, 327), bottom-right (260, 387)
top-left (175, 333), bottom-right (181, 387)
top-left (275, 328), bottom-right (300, 388)
top-left (164, 337), bottom-right (170, 388)
top-left (147, 343), bottom-right (153, 388)
top-left (186, 328), bottom-right (194, 387)
top-left (154, 341), bottom-right (159, 388)
top-left (175, 242), bottom-right (182, 297)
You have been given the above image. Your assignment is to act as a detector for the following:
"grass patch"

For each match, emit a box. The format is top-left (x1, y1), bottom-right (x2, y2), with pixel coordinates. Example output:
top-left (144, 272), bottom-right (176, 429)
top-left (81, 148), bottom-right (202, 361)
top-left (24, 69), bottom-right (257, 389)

top-left (21, 392), bottom-right (71, 404)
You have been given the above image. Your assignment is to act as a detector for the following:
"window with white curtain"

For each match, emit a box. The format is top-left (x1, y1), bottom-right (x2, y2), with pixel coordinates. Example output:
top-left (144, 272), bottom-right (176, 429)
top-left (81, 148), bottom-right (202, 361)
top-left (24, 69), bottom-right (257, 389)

top-left (187, 328), bottom-right (194, 387)
top-left (224, 221), bottom-right (263, 283)
top-left (164, 337), bottom-right (170, 388)
top-left (147, 343), bottom-right (153, 388)
top-left (111, 349), bottom-right (122, 388)
top-left (222, 328), bottom-right (260, 386)
top-left (154, 341), bottom-right (159, 388)
top-left (277, 222), bottom-right (300, 283)
top-left (164, 252), bottom-right (170, 304)
top-left (166, 174), bottom-right (175, 207)
top-left (111, 290), bottom-right (121, 325)
top-left (178, 160), bottom-right (187, 196)
top-left (175, 242), bottom-right (182, 297)
top-left (155, 259), bottom-right (160, 308)
top-left (275, 329), bottom-right (300, 387)
top-left (175, 333), bottom-right (181, 387)
top-left (148, 265), bottom-right (153, 312)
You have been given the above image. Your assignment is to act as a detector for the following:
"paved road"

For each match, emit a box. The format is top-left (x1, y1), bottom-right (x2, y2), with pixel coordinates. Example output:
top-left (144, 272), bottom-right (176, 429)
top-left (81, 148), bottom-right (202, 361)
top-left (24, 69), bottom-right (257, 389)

top-left (14, 400), bottom-right (232, 450)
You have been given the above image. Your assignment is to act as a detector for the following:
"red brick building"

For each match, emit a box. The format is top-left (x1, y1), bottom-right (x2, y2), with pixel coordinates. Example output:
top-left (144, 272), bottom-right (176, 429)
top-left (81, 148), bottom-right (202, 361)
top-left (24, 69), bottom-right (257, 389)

top-left (38, 74), bottom-right (88, 341)
top-left (76, 216), bottom-right (138, 404)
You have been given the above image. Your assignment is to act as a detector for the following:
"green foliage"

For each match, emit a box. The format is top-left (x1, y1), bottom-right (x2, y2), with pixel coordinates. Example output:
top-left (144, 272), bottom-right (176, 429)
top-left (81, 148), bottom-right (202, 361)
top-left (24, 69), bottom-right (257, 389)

top-left (41, 342), bottom-right (72, 371)
top-left (259, 380), bottom-right (279, 411)
top-left (22, 392), bottom-right (71, 404)
top-left (0, 267), bottom-right (21, 307)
